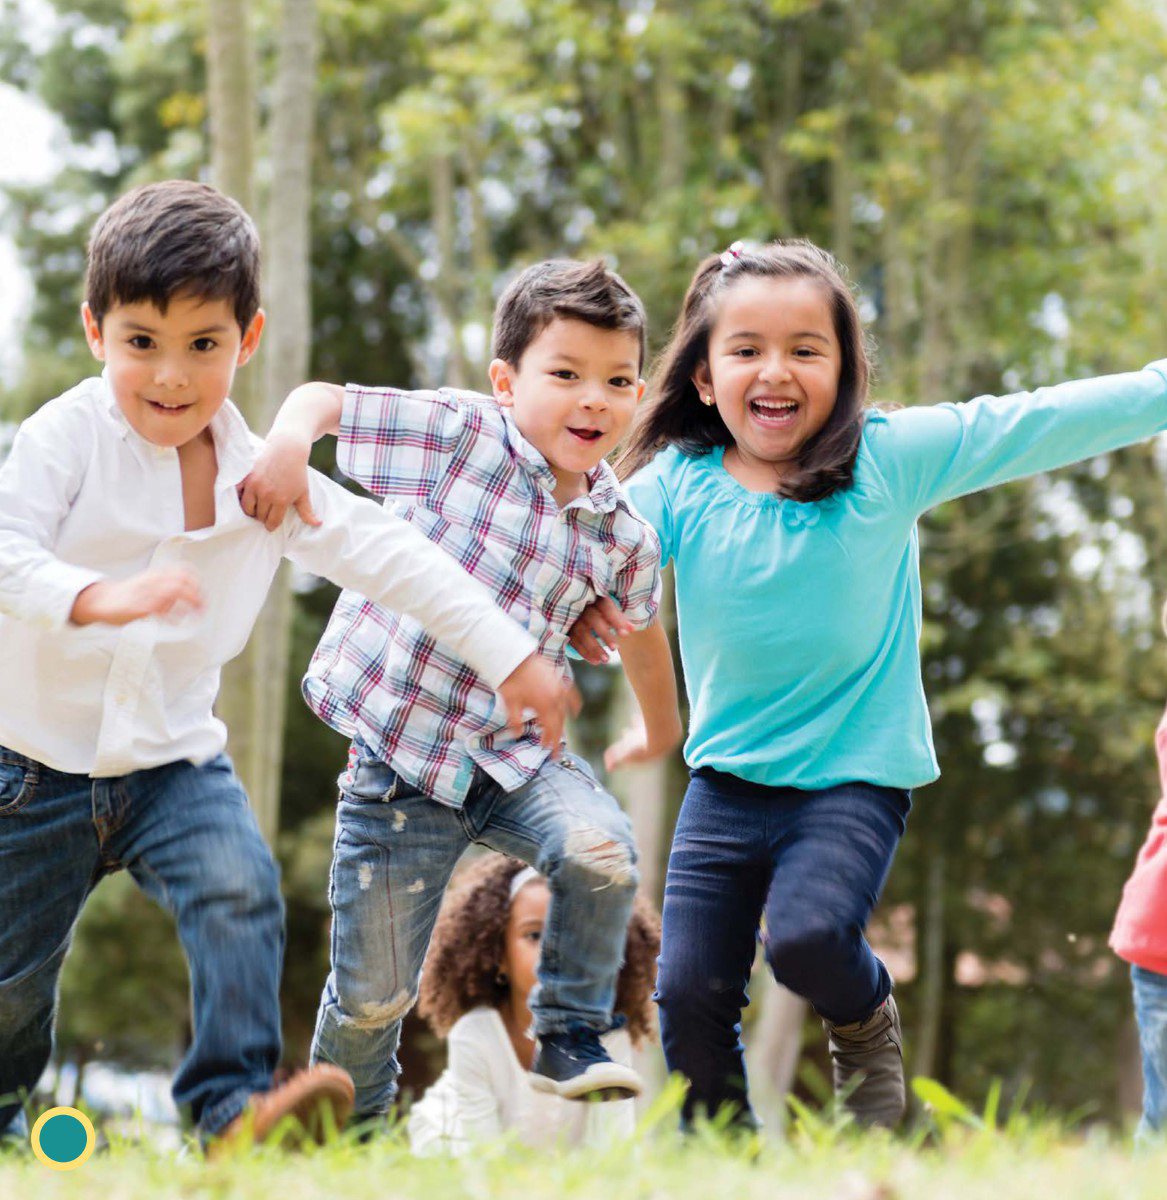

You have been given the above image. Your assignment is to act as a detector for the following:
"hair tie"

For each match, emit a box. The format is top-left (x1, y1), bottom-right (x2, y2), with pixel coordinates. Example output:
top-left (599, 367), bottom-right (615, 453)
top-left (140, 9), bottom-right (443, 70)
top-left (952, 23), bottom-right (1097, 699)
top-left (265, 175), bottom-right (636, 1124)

top-left (720, 240), bottom-right (746, 268)
top-left (508, 865), bottom-right (542, 902)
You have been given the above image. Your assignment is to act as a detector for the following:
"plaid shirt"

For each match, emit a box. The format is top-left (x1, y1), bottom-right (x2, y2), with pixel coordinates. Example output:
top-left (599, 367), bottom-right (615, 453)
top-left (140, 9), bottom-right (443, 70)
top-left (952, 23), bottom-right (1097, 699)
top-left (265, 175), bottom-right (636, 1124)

top-left (303, 385), bottom-right (662, 807)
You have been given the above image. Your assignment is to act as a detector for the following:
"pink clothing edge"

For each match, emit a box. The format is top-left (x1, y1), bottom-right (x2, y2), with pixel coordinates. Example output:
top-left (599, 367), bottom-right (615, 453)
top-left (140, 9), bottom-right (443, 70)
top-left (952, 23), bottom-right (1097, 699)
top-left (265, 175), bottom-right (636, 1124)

top-left (1110, 709), bottom-right (1167, 971)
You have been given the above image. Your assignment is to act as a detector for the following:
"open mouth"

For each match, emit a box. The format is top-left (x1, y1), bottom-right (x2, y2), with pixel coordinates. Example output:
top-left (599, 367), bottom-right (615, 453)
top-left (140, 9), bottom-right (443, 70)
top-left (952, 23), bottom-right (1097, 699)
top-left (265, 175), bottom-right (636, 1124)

top-left (146, 399), bottom-right (194, 415)
top-left (567, 427), bottom-right (603, 442)
top-left (748, 398), bottom-right (799, 426)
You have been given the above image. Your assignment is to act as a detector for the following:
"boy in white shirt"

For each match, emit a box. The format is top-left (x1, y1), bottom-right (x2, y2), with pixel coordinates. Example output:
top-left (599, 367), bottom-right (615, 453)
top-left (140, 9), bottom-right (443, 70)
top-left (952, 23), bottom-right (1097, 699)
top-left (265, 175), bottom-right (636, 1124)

top-left (0, 180), bottom-right (570, 1151)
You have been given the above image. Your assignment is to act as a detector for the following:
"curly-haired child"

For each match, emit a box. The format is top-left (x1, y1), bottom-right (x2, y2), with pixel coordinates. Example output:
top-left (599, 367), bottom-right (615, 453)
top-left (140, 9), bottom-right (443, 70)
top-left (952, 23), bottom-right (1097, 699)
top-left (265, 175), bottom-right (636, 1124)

top-left (408, 855), bottom-right (660, 1153)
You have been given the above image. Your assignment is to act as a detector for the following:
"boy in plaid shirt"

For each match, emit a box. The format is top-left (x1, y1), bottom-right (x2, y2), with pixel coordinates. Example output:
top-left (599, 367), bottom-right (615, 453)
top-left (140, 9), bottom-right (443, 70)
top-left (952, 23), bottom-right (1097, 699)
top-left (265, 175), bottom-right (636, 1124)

top-left (241, 260), bottom-right (681, 1120)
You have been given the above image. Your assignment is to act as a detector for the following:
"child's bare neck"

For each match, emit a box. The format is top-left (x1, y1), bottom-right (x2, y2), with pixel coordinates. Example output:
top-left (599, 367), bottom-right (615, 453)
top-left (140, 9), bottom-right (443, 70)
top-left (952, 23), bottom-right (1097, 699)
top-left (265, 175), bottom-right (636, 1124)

top-left (551, 467), bottom-right (588, 507)
top-left (724, 444), bottom-right (788, 494)
top-left (176, 428), bottom-right (218, 531)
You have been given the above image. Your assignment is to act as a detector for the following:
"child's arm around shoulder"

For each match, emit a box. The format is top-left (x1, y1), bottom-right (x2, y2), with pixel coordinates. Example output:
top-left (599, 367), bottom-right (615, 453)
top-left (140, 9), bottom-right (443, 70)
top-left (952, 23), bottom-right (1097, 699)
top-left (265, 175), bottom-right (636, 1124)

top-left (240, 380), bottom-right (474, 531)
top-left (238, 381), bottom-right (344, 530)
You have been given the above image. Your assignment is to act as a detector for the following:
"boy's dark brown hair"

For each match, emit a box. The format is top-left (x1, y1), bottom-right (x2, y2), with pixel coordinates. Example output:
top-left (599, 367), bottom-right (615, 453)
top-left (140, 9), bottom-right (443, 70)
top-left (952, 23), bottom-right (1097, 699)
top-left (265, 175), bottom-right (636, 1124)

top-left (85, 180), bottom-right (261, 332)
top-left (491, 259), bottom-right (647, 371)
top-left (615, 239), bottom-right (872, 502)
top-left (417, 853), bottom-right (660, 1047)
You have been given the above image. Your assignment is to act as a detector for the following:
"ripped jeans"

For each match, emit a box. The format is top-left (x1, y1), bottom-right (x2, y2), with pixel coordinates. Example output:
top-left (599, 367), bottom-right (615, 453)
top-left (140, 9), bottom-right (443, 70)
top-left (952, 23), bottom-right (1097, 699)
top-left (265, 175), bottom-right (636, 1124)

top-left (310, 741), bottom-right (638, 1119)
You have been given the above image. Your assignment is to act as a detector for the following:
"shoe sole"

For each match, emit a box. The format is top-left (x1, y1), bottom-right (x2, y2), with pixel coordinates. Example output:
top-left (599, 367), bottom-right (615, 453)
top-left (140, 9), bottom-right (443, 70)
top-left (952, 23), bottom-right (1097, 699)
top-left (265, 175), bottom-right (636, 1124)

top-left (529, 1066), bottom-right (642, 1101)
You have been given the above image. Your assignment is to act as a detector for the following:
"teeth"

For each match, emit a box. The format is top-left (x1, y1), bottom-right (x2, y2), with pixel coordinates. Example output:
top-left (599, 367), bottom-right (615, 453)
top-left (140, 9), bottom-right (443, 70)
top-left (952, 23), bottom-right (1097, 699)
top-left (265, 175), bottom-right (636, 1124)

top-left (752, 399), bottom-right (797, 413)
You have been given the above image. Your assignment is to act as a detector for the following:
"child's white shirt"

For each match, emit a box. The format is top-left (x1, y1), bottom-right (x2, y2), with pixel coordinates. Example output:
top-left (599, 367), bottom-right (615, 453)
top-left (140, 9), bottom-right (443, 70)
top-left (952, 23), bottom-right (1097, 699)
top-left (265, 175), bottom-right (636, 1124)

top-left (407, 1007), bottom-right (636, 1155)
top-left (0, 374), bottom-right (536, 776)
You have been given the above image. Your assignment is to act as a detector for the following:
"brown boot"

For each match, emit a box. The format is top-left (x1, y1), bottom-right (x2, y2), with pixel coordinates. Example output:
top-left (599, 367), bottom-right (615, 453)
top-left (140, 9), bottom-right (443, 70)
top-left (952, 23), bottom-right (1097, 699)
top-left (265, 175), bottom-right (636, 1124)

top-left (823, 995), bottom-right (905, 1129)
top-left (207, 1064), bottom-right (355, 1156)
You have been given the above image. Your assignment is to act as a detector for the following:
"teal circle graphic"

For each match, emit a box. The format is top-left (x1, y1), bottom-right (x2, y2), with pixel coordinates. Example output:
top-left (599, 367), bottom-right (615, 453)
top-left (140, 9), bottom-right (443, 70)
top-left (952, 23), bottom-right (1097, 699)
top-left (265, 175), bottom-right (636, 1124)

top-left (38, 1112), bottom-right (88, 1163)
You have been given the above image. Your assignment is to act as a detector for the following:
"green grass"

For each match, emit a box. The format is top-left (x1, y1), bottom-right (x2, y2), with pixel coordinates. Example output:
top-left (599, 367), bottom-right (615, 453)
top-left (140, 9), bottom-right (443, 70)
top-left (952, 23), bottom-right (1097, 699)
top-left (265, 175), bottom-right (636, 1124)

top-left (4, 1085), bottom-right (1167, 1200)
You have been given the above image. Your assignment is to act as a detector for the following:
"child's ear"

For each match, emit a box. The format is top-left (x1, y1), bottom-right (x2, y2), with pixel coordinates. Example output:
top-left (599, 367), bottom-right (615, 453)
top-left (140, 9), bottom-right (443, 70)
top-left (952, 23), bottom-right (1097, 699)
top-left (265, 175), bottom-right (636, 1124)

top-left (80, 302), bottom-right (105, 362)
top-left (488, 358), bottom-right (515, 406)
top-left (691, 359), bottom-right (713, 401)
top-left (236, 309), bottom-right (265, 366)
top-left (635, 378), bottom-right (646, 403)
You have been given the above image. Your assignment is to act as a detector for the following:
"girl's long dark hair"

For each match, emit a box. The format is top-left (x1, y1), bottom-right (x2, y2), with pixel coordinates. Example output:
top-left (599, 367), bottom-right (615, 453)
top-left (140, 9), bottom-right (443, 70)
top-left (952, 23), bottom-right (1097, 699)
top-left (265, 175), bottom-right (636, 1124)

top-left (615, 239), bottom-right (873, 502)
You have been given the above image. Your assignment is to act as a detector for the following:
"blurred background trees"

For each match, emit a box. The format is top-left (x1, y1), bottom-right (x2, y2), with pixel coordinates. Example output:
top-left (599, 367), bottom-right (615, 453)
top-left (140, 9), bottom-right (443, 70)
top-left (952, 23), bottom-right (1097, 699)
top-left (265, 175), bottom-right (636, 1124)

top-left (3, 0), bottom-right (1167, 1125)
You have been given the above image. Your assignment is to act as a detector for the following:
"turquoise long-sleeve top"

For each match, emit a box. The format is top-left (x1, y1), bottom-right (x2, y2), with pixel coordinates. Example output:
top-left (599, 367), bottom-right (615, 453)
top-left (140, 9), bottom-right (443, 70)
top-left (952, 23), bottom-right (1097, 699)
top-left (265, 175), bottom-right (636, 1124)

top-left (625, 363), bottom-right (1167, 792)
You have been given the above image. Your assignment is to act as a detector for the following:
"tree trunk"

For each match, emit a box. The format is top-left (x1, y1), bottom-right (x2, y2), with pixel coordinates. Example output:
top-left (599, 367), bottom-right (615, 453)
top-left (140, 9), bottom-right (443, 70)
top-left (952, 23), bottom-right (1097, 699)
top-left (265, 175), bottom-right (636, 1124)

top-left (431, 152), bottom-right (469, 389)
top-left (207, 0), bottom-right (318, 841)
top-left (250, 0), bottom-right (319, 840)
top-left (912, 847), bottom-right (946, 1081)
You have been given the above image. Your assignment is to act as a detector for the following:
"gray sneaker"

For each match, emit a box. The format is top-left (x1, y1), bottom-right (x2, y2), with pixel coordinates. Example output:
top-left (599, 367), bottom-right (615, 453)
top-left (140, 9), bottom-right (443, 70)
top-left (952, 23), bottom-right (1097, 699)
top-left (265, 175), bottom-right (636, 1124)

top-left (823, 994), bottom-right (905, 1128)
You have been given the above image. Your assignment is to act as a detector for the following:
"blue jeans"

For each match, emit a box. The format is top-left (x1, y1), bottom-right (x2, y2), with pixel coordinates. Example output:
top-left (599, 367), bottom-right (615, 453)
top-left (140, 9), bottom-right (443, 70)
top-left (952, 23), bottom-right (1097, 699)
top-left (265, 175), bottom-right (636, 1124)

top-left (311, 742), bottom-right (638, 1118)
top-left (656, 768), bottom-right (910, 1123)
top-left (1133, 965), bottom-right (1167, 1140)
top-left (0, 747), bottom-right (284, 1137)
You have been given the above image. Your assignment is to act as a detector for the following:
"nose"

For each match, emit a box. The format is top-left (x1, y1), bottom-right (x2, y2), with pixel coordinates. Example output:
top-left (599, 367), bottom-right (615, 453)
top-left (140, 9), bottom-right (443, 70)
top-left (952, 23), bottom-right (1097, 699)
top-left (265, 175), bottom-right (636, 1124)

top-left (757, 351), bottom-right (793, 384)
top-left (578, 385), bottom-right (609, 410)
top-left (153, 357), bottom-right (189, 390)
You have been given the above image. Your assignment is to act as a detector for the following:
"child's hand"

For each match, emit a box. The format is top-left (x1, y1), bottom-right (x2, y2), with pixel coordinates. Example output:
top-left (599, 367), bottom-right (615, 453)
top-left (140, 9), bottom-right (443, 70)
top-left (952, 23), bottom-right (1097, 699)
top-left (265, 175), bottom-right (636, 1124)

top-left (603, 716), bottom-right (681, 772)
top-left (496, 653), bottom-right (582, 750)
top-left (70, 566), bottom-right (204, 627)
top-left (566, 596), bottom-right (634, 664)
top-left (237, 431), bottom-right (320, 531)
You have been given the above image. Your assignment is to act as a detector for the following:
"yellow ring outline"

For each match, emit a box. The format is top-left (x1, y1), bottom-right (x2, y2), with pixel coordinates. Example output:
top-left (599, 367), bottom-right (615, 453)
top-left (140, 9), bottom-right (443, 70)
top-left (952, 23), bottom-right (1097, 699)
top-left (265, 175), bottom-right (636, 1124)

top-left (30, 1106), bottom-right (96, 1171)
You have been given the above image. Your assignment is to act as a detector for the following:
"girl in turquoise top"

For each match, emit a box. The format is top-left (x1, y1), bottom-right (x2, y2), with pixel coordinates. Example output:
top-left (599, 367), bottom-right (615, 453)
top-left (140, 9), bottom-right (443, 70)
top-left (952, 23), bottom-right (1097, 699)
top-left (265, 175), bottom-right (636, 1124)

top-left (572, 239), bottom-right (1167, 1130)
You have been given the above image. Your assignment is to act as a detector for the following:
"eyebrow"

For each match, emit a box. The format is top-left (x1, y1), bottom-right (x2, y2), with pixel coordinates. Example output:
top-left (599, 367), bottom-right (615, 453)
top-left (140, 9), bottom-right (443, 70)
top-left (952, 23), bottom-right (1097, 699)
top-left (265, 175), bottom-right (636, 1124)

top-left (725, 329), bottom-right (832, 344)
top-left (550, 353), bottom-right (639, 372)
top-left (121, 321), bottom-right (231, 336)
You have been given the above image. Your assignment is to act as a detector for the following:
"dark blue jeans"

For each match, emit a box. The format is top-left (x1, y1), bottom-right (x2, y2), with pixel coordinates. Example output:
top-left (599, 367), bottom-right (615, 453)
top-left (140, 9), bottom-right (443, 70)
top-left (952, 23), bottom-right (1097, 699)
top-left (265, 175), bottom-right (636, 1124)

top-left (656, 768), bottom-right (911, 1123)
top-left (0, 747), bottom-right (284, 1137)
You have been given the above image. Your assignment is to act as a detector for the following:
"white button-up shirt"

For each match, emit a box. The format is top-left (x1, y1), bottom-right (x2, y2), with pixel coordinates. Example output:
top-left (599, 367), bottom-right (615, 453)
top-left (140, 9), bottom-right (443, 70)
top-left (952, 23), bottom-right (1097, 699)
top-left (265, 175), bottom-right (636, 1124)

top-left (0, 375), bottom-right (536, 777)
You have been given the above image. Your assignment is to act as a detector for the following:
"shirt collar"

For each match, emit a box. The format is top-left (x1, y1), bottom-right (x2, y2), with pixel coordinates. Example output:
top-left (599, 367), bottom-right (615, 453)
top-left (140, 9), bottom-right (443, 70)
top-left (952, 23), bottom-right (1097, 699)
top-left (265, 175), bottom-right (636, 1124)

top-left (98, 368), bottom-right (258, 489)
top-left (497, 405), bottom-right (620, 515)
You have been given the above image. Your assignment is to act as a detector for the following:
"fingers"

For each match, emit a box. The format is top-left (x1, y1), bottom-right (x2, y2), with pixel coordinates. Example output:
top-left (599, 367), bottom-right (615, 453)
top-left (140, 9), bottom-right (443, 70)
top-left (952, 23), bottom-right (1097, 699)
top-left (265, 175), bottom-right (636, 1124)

top-left (502, 697), bottom-right (524, 740)
top-left (567, 598), bottom-right (631, 664)
top-left (595, 595), bottom-right (633, 639)
top-left (294, 494), bottom-right (323, 528)
top-left (147, 569), bottom-right (205, 622)
top-left (538, 686), bottom-right (567, 749)
top-left (568, 626), bottom-right (608, 664)
top-left (237, 479), bottom-right (258, 518)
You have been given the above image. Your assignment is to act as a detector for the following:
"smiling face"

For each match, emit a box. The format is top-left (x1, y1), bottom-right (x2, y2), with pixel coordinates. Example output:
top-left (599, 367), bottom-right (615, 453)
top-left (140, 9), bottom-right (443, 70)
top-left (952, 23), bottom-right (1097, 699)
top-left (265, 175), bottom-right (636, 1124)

top-left (693, 275), bottom-right (842, 488)
top-left (81, 293), bottom-right (264, 449)
top-left (489, 317), bottom-right (645, 503)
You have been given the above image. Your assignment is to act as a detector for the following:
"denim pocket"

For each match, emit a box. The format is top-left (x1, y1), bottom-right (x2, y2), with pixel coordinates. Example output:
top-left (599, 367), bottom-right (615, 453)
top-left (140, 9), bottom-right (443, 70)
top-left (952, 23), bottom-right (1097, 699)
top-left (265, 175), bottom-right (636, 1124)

top-left (0, 754), bottom-right (38, 816)
top-left (341, 757), bottom-right (403, 804)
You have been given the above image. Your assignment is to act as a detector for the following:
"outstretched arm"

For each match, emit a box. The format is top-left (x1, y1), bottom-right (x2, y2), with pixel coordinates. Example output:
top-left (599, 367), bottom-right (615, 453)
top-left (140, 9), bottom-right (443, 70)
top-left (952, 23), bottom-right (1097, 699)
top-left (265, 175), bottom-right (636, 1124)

top-left (877, 360), bottom-right (1167, 516)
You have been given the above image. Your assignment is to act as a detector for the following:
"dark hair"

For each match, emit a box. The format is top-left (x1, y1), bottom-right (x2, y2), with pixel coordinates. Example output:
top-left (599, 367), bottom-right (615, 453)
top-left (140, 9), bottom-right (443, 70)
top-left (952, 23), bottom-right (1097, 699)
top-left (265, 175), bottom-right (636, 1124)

top-left (615, 239), bottom-right (872, 502)
top-left (491, 259), bottom-right (647, 372)
top-left (417, 853), bottom-right (660, 1048)
top-left (85, 180), bottom-right (261, 333)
